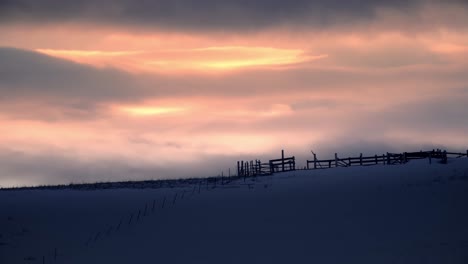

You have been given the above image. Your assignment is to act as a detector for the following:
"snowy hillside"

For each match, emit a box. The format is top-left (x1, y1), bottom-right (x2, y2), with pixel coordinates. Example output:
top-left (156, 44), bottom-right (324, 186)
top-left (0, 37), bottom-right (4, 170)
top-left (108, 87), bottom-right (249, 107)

top-left (1, 158), bottom-right (468, 263)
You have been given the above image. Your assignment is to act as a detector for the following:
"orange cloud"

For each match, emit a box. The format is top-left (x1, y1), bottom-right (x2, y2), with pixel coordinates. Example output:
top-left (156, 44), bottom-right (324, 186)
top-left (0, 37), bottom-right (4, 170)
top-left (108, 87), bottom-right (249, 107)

top-left (119, 106), bottom-right (186, 116)
top-left (36, 46), bottom-right (320, 73)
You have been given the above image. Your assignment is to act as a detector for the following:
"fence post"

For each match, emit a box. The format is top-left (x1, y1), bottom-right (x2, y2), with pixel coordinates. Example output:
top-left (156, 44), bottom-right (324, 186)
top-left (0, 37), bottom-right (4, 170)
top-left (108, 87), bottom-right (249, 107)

top-left (255, 160), bottom-right (258, 174)
top-left (281, 150), bottom-right (285, 172)
top-left (292, 156), bottom-right (296, 170)
top-left (360, 153), bottom-right (363, 166)
top-left (237, 161), bottom-right (240, 177)
top-left (386, 153), bottom-right (390, 164)
top-left (335, 153), bottom-right (338, 167)
top-left (241, 161), bottom-right (244, 177)
top-left (375, 154), bottom-right (378, 164)
top-left (314, 153), bottom-right (317, 169)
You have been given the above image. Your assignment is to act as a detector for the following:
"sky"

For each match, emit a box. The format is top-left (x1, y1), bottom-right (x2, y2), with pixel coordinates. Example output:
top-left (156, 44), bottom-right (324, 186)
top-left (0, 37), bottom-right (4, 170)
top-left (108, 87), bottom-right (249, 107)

top-left (1, 0), bottom-right (468, 187)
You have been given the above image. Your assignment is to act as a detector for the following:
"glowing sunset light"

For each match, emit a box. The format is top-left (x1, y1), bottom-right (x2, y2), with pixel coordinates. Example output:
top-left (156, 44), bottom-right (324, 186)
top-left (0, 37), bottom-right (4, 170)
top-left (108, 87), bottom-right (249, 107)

top-left (143, 46), bottom-right (323, 71)
top-left (35, 46), bottom-right (314, 72)
top-left (120, 106), bottom-right (186, 116)
top-left (194, 54), bottom-right (312, 69)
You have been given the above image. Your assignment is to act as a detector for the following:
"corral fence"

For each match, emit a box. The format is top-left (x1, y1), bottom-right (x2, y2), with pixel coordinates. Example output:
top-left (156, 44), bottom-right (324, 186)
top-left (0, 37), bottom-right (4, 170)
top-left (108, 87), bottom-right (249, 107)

top-left (307, 149), bottom-right (468, 170)
top-left (237, 150), bottom-right (295, 177)
top-left (235, 149), bottom-right (468, 178)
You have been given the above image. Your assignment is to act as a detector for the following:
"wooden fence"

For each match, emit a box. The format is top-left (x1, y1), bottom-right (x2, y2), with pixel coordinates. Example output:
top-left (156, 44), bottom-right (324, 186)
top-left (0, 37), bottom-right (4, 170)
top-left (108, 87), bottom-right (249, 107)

top-left (237, 150), bottom-right (295, 177)
top-left (235, 149), bottom-right (467, 178)
top-left (306, 149), bottom-right (468, 169)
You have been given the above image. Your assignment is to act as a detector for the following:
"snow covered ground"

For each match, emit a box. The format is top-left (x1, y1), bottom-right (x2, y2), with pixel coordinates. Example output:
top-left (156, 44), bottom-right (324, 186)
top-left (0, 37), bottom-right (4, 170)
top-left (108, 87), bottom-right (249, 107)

top-left (1, 158), bottom-right (468, 263)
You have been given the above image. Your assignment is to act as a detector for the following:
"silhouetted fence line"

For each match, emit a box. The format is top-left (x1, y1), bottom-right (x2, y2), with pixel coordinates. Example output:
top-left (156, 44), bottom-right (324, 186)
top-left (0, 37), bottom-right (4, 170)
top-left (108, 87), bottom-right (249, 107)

top-left (307, 149), bottom-right (467, 170)
top-left (235, 149), bottom-right (467, 178)
top-left (237, 150), bottom-right (296, 177)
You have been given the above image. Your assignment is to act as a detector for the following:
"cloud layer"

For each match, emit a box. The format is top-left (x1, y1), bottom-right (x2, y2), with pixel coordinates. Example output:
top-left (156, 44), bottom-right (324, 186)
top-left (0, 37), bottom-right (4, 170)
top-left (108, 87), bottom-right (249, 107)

top-left (1, 0), bottom-right (467, 32)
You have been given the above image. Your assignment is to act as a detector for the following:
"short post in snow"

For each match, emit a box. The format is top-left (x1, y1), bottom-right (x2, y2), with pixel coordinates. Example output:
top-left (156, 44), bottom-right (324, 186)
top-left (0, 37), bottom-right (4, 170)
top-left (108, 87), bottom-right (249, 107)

top-left (241, 161), bottom-right (244, 177)
top-left (314, 153), bottom-right (317, 169)
top-left (281, 149), bottom-right (285, 172)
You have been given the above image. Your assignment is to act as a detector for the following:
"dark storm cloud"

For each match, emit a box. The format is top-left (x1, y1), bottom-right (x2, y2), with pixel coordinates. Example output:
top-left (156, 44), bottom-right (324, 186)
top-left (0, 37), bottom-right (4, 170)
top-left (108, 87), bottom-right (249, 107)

top-left (0, 0), bottom-right (466, 31)
top-left (0, 47), bottom-right (150, 102)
